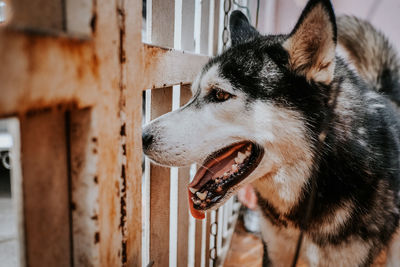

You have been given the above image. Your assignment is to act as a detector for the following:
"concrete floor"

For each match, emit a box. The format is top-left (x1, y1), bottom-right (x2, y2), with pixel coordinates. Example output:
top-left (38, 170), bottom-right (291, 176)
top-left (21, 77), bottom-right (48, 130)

top-left (224, 218), bottom-right (387, 267)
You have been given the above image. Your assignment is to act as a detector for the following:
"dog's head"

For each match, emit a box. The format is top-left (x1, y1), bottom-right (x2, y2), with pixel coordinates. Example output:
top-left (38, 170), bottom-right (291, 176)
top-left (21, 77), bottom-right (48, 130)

top-left (143, 0), bottom-right (337, 218)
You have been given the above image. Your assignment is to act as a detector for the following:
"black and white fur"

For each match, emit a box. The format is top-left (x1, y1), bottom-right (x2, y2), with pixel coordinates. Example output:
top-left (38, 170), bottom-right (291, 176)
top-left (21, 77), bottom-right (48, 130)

top-left (142, 0), bottom-right (400, 265)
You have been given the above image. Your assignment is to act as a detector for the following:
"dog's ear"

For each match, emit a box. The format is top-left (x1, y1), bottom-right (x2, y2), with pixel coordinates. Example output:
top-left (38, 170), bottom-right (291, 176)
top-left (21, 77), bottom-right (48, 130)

top-left (229, 10), bottom-right (259, 46)
top-left (283, 0), bottom-right (337, 84)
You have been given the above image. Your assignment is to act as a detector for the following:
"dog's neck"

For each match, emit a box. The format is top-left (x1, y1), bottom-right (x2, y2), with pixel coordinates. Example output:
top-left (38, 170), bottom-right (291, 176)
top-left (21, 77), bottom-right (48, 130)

top-left (251, 158), bottom-right (312, 217)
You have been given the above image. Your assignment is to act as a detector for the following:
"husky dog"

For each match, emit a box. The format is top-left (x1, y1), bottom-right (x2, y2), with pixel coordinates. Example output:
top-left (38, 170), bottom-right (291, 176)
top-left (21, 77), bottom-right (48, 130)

top-left (142, 0), bottom-right (400, 265)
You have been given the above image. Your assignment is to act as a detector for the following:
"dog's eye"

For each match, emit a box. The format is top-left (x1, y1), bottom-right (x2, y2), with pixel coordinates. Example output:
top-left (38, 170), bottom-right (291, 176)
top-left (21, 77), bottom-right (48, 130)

top-left (212, 88), bottom-right (233, 102)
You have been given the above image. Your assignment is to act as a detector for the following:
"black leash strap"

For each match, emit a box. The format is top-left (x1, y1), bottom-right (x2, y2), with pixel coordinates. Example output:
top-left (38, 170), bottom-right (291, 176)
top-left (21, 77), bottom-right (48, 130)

top-left (290, 80), bottom-right (341, 267)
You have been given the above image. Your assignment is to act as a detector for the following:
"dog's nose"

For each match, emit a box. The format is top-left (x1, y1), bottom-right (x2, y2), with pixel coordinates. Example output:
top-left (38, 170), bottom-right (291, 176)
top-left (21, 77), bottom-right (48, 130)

top-left (142, 130), bottom-right (154, 151)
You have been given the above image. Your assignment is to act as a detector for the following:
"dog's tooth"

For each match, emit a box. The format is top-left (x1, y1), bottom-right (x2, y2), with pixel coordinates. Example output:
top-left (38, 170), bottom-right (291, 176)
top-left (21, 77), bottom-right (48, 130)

top-left (196, 191), bottom-right (208, 200)
top-left (192, 197), bottom-right (201, 205)
top-left (189, 187), bottom-right (198, 194)
top-left (231, 164), bottom-right (238, 172)
top-left (215, 178), bottom-right (220, 183)
top-left (223, 172), bottom-right (230, 179)
top-left (245, 150), bottom-right (251, 157)
top-left (235, 152), bottom-right (246, 164)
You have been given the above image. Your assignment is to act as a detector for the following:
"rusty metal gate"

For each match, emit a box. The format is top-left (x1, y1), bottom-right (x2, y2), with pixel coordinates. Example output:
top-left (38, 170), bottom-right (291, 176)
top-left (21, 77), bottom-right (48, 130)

top-left (0, 0), bottom-right (257, 266)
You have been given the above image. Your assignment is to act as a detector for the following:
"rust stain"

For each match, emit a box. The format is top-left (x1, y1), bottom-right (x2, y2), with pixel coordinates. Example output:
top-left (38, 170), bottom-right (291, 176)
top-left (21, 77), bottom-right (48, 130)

top-left (121, 240), bottom-right (127, 264)
top-left (115, 180), bottom-right (120, 197)
top-left (121, 165), bottom-right (126, 193)
top-left (116, 2), bottom-right (129, 265)
top-left (122, 144), bottom-right (126, 156)
top-left (119, 191), bottom-right (127, 229)
top-left (25, 106), bottom-right (52, 117)
top-left (94, 232), bottom-right (100, 244)
top-left (91, 53), bottom-right (100, 78)
top-left (21, 100), bottom-right (82, 117)
top-left (77, 64), bottom-right (84, 80)
top-left (120, 123), bottom-right (126, 136)
top-left (119, 28), bottom-right (126, 64)
top-left (21, 32), bottom-right (100, 84)
top-left (119, 164), bottom-right (127, 230)
top-left (91, 0), bottom-right (97, 34)
top-left (143, 45), bottom-right (170, 72)
top-left (90, 14), bottom-right (97, 34)
top-left (117, 7), bottom-right (126, 64)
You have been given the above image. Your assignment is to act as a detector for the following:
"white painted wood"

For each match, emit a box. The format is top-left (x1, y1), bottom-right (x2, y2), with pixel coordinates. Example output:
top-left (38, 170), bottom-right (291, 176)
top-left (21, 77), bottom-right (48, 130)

top-left (169, 167), bottom-right (179, 267)
top-left (181, 0), bottom-right (196, 52)
top-left (188, 164), bottom-right (198, 267)
top-left (216, 206), bottom-right (224, 257)
top-left (200, 0), bottom-right (210, 55)
top-left (194, 0), bottom-right (202, 54)
top-left (146, 0), bottom-right (153, 43)
top-left (210, 0), bottom-right (220, 56)
top-left (69, 109), bottom-right (100, 267)
top-left (142, 89), bottom-right (152, 267)
top-left (151, 0), bottom-right (175, 47)
top-left (174, 0), bottom-right (182, 50)
top-left (217, 0), bottom-right (224, 54)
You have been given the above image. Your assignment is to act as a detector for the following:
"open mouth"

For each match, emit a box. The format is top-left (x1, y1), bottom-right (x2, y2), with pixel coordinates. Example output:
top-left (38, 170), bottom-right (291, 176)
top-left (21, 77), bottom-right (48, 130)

top-left (188, 141), bottom-right (264, 219)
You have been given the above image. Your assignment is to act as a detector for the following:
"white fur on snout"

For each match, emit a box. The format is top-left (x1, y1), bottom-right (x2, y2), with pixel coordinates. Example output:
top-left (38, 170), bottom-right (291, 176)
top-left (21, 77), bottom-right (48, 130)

top-left (143, 95), bottom-right (257, 167)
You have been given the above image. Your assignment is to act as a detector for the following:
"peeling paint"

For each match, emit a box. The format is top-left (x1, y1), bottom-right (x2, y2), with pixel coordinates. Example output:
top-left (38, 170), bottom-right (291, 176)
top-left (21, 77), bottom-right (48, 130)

top-left (121, 240), bottom-right (127, 264)
top-left (120, 123), bottom-right (126, 136)
top-left (117, 7), bottom-right (126, 65)
top-left (94, 232), bottom-right (100, 244)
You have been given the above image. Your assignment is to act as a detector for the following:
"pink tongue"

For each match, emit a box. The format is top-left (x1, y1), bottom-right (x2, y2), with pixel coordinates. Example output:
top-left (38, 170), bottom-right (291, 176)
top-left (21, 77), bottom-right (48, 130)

top-left (187, 142), bottom-right (248, 220)
top-left (188, 143), bottom-right (246, 188)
